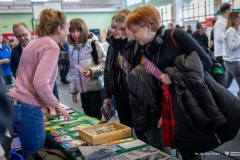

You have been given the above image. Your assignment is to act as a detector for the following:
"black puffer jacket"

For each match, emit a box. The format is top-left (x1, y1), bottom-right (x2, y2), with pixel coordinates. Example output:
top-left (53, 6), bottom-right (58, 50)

top-left (165, 52), bottom-right (239, 153)
top-left (103, 35), bottom-right (135, 98)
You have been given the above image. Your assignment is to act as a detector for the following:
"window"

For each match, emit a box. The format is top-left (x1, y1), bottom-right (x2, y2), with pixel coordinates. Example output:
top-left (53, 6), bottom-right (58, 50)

top-left (183, 0), bottom-right (215, 21)
top-left (206, 0), bottom-right (214, 18)
top-left (31, 0), bottom-right (48, 2)
top-left (63, 0), bottom-right (79, 2)
top-left (0, 0), bottom-right (13, 2)
top-left (222, 0), bottom-right (231, 3)
top-left (156, 4), bottom-right (172, 27)
top-left (127, 0), bottom-right (142, 6)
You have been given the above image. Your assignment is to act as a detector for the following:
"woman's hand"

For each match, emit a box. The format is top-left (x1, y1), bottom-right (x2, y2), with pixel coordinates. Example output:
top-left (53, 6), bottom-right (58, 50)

top-left (104, 98), bottom-right (112, 107)
top-left (83, 69), bottom-right (92, 77)
top-left (72, 94), bottom-right (78, 103)
top-left (160, 74), bottom-right (171, 84)
top-left (157, 116), bottom-right (162, 128)
top-left (55, 104), bottom-right (71, 121)
top-left (43, 106), bottom-right (51, 114)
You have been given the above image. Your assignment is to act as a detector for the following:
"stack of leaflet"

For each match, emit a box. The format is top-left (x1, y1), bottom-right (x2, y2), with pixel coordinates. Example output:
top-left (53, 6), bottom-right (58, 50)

top-left (103, 146), bottom-right (171, 160)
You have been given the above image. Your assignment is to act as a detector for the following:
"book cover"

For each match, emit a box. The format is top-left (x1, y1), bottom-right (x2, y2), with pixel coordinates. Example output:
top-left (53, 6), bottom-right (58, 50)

top-left (103, 146), bottom-right (160, 160)
top-left (117, 53), bottom-right (132, 74)
top-left (78, 146), bottom-right (116, 160)
top-left (101, 104), bottom-right (116, 121)
top-left (74, 62), bottom-right (86, 74)
top-left (140, 55), bottom-right (163, 81)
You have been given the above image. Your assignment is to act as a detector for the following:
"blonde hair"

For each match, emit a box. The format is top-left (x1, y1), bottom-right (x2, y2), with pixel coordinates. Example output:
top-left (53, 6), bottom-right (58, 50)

top-left (35, 8), bottom-right (67, 36)
top-left (115, 9), bottom-right (131, 22)
top-left (112, 14), bottom-right (117, 21)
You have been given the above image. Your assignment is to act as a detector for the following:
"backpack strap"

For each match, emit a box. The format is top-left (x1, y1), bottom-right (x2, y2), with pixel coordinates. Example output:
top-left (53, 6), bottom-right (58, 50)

top-left (171, 29), bottom-right (183, 55)
top-left (91, 40), bottom-right (99, 65)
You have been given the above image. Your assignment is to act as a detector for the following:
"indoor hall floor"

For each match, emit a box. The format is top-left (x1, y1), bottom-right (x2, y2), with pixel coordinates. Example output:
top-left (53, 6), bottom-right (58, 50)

top-left (56, 74), bottom-right (240, 160)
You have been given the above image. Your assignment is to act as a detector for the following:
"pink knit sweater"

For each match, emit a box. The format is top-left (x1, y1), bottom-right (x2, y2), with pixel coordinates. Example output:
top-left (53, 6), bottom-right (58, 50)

top-left (9, 36), bottom-right (60, 108)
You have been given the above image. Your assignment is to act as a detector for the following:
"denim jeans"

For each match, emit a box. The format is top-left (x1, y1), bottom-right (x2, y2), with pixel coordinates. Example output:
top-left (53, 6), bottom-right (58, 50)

top-left (53, 81), bottom-right (59, 101)
top-left (12, 100), bottom-right (45, 158)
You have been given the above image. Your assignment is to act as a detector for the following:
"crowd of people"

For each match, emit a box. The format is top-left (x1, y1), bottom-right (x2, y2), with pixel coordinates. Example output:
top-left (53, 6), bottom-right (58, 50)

top-left (0, 2), bottom-right (240, 160)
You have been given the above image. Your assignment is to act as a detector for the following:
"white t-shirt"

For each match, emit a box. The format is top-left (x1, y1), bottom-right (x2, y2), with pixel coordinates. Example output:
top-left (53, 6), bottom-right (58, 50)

top-left (214, 15), bottom-right (227, 57)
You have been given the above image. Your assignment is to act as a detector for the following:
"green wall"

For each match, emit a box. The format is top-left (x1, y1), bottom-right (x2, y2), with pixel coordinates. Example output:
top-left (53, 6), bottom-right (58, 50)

top-left (66, 12), bottom-right (117, 31)
top-left (0, 12), bottom-right (117, 34)
top-left (0, 13), bottom-right (32, 33)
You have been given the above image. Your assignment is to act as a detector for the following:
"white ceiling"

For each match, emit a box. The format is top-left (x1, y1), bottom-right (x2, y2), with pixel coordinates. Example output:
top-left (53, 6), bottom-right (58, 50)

top-left (0, 0), bottom-right (122, 13)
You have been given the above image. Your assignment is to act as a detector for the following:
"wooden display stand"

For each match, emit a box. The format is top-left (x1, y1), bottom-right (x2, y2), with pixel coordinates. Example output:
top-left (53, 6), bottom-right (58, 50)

top-left (79, 121), bottom-right (132, 145)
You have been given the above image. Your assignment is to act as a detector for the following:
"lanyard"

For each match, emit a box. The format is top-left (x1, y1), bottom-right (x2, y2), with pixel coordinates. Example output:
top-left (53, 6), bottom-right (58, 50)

top-left (140, 55), bottom-right (163, 81)
top-left (117, 53), bottom-right (132, 74)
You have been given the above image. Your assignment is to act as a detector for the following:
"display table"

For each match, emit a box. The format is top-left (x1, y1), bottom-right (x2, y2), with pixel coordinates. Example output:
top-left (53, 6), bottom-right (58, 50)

top-left (45, 109), bottom-right (85, 159)
top-left (44, 107), bottom-right (178, 160)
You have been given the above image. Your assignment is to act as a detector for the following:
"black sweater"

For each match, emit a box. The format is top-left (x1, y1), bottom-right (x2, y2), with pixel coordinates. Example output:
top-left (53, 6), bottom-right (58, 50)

top-left (192, 31), bottom-right (209, 53)
top-left (10, 43), bottom-right (22, 78)
top-left (133, 28), bottom-right (212, 71)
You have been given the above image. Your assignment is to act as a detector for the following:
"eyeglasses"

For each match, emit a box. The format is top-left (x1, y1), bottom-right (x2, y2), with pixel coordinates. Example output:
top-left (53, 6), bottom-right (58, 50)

top-left (15, 32), bottom-right (29, 39)
top-left (117, 27), bottom-right (126, 31)
top-left (108, 26), bottom-right (117, 30)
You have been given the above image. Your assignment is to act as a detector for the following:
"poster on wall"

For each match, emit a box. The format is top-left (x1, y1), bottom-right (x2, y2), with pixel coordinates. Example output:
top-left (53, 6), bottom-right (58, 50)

top-left (89, 29), bottom-right (100, 37)
top-left (2, 32), bottom-right (36, 40)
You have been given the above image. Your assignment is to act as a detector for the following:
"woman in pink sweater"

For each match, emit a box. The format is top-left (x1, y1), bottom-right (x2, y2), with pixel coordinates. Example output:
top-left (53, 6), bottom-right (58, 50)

top-left (8, 9), bottom-right (71, 158)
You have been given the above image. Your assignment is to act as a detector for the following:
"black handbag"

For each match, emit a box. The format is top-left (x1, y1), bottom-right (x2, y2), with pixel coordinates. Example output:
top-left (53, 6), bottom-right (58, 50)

top-left (126, 64), bottom-right (159, 109)
top-left (126, 64), bottom-right (162, 129)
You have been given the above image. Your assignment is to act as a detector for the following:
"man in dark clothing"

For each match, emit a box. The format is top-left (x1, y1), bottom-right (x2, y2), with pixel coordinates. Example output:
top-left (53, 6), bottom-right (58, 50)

top-left (10, 22), bottom-right (32, 78)
top-left (192, 23), bottom-right (209, 54)
top-left (186, 25), bottom-right (193, 34)
top-left (58, 42), bottom-right (70, 84)
top-left (209, 20), bottom-right (216, 56)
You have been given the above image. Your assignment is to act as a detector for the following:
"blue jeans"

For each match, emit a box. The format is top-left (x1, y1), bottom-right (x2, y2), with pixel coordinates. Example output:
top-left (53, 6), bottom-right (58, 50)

top-left (53, 81), bottom-right (59, 101)
top-left (12, 100), bottom-right (45, 158)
